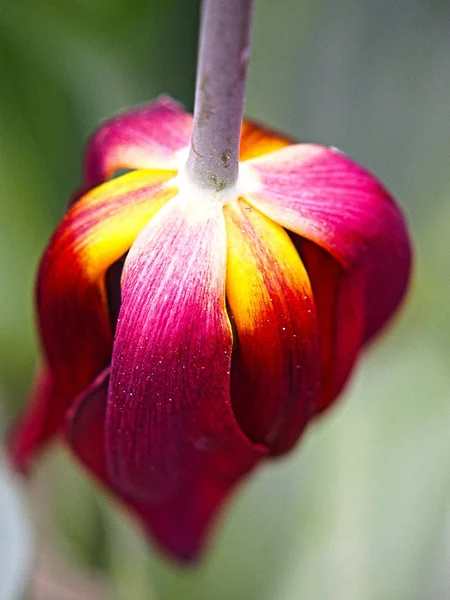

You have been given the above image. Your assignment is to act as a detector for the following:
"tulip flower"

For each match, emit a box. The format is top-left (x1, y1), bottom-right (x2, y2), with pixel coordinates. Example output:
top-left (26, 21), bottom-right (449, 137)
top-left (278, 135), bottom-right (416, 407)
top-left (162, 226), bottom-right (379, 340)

top-left (11, 96), bottom-right (411, 558)
top-left (10, 0), bottom-right (411, 561)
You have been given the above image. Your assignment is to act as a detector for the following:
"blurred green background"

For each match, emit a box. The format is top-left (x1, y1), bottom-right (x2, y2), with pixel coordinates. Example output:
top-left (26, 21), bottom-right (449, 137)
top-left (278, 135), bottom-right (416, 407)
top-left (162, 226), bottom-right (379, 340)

top-left (1, 0), bottom-right (449, 598)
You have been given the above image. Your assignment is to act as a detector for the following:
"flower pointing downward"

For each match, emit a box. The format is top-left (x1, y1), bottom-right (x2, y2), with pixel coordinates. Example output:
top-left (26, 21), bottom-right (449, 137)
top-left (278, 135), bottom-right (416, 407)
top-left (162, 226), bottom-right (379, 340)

top-left (11, 97), bottom-right (411, 560)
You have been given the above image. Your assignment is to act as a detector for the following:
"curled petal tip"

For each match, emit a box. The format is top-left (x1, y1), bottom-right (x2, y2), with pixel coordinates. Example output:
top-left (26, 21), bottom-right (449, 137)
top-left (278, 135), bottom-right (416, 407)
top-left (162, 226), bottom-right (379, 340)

top-left (67, 363), bottom-right (261, 561)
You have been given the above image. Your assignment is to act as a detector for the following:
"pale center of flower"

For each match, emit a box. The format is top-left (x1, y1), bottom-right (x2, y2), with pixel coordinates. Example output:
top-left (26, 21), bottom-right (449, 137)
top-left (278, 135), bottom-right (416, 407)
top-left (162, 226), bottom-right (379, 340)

top-left (174, 148), bottom-right (260, 209)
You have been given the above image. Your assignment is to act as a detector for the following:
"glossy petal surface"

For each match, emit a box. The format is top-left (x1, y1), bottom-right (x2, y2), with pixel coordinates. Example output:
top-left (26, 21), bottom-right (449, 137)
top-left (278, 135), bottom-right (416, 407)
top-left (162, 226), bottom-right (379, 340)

top-left (225, 201), bottom-right (320, 453)
top-left (104, 195), bottom-right (266, 557)
top-left (243, 144), bottom-right (412, 340)
top-left (12, 172), bottom-right (177, 470)
top-left (84, 96), bottom-right (192, 187)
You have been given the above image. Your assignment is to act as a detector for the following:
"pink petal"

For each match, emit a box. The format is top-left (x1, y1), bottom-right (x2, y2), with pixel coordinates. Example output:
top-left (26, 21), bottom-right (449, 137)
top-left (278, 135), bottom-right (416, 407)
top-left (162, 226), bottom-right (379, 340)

top-left (224, 201), bottom-right (321, 454)
top-left (243, 145), bottom-right (412, 341)
top-left (84, 96), bottom-right (192, 187)
top-left (103, 197), bottom-right (267, 558)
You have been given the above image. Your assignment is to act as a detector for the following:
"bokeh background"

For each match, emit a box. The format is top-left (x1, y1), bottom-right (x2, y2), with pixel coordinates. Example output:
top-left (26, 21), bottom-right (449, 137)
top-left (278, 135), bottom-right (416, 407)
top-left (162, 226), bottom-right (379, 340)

top-left (1, 0), bottom-right (449, 598)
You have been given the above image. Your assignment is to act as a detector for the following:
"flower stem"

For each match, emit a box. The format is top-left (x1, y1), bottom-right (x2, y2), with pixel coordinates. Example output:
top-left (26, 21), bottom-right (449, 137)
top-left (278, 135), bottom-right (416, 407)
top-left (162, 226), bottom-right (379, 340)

top-left (186, 0), bottom-right (254, 191)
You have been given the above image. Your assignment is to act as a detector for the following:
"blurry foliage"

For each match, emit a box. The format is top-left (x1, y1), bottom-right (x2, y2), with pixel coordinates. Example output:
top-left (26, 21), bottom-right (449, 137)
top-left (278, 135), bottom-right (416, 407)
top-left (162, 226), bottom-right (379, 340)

top-left (0, 0), bottom-right (450, 599)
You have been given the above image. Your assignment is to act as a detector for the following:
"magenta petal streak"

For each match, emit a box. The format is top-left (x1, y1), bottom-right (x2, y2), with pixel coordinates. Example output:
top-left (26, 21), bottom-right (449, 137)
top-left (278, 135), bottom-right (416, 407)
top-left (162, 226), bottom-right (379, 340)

top-left (244, 145), bottom-right (412, 340)
top-left (103, 196), bottom-right (266, 557)
top-left (84, 96), bottom-right (192, 187)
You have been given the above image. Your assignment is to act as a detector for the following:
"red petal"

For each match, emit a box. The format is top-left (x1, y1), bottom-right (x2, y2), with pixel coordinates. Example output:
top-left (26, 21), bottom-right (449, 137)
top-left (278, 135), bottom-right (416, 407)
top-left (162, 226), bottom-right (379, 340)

top-left (11, 172), bottom-right (176, 470)
top-left (295, 238), bottom-right (366, 414)
top-left (224, 201), bottom-right (320, 454)
top-left (102, 196), bottom-right (266, 558)
top-left (84, 96), bottom-right (192, 187)
top-left (66, 368), bottom-right (110, 478)
top-left (67, 369), bottom-right (252, 560)
top-left (242, 145), bottom-right (412, 341)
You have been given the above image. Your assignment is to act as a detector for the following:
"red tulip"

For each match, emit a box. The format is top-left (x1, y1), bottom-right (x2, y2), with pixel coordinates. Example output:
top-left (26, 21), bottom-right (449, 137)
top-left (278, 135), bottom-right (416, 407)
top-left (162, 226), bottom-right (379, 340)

top-left (11, 96), bottom-right (411, 560)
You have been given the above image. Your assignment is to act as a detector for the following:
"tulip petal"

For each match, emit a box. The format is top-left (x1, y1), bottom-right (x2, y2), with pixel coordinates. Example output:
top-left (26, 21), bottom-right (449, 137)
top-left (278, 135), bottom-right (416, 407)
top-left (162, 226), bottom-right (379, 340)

top-left (224, 201), bottom-right (320, 454)
top-left (84, 97), bottom-right (292, 189)
top-left (66, 368), bottom-right (110, 478)
top-left (239, 120), bottom-right (292, 161)
top-left (12, 172), bottom-right (177, 470)
top-left (242, 145), bottom-right (412, 341)
top-left (294, 238), bottom-right (366, 414)
top-left (84, 96), bottom-right (192, 187)
top-left (104, 196), bottom-right (266, 558)
top-left (67, 368), bottom-right (247, 560)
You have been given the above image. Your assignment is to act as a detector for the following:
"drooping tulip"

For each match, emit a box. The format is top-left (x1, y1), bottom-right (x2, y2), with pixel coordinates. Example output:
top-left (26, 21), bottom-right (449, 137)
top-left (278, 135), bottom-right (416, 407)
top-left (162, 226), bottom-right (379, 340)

top-left (11, 96), bottom-right (411, 560)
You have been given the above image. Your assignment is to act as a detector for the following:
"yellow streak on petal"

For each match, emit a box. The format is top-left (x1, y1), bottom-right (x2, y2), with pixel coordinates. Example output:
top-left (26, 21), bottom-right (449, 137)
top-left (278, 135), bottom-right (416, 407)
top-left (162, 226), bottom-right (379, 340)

top-left (63, 169), bottom-right (178, 281)
top-left (240, 121), bottom-right (293, 162)
top-left (77, 168), bottom-right (177, 206)
top-left (224, 200), bottom-right (309, 331)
